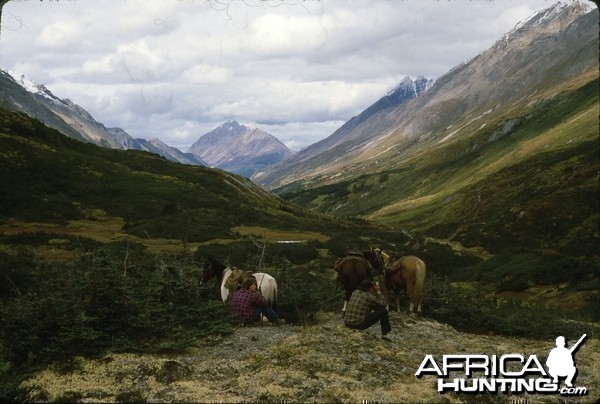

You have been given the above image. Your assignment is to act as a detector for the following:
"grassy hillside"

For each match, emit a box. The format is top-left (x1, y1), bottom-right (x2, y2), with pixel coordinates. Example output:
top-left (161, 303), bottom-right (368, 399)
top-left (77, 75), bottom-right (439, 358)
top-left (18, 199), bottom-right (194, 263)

top-left (280, 78), bottom-right (599, 256)
top-left (278, 77), bottom-right (599, 325)
top-left (0, 109), bottom-right (341, 243)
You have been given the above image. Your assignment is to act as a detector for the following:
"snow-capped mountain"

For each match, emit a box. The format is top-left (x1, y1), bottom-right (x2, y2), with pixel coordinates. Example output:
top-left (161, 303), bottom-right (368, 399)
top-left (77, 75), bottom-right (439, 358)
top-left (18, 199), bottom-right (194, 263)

top-left (386, 76), bottom-right (435, 99)
top-left (188, 120), bottom-right (294, 177)
top-left (252, 75), bottom-right (433, 185)
top-left (254, 1), bottom-right (597, 189)
top-left (0, 70), bottom-right (205, 166)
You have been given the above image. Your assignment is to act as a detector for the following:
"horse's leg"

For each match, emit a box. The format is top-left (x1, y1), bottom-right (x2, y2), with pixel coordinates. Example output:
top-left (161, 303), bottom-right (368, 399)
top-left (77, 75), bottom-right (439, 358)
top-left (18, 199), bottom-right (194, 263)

top-left (342, 300), bottom-right (348, 317)
top-left (415, 289), bottom-right (422, 314)
top-left (407, 282), bottom-right (416, 314)
top-left (392, 274), bottom-right (401, 312)
top-left (415, 262), bottom-right (426, 315)
top-left (381, 274), bottom-right (393, 312)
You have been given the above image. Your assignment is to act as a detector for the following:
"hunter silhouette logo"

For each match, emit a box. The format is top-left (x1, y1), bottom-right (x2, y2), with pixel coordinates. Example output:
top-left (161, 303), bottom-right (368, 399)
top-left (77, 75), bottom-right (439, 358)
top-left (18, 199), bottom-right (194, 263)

top-left (415, 334), bottom-right (589, 396)
top-left (546, 334), bottom-right (586, 388)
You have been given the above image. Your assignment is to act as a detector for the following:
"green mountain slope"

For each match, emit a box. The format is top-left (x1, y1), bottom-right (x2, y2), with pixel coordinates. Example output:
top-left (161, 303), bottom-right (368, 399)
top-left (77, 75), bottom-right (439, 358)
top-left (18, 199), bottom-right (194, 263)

top-left (281, 77), bottom-right (599, 260)
top-left (0, 108), bottom-right (344, 244)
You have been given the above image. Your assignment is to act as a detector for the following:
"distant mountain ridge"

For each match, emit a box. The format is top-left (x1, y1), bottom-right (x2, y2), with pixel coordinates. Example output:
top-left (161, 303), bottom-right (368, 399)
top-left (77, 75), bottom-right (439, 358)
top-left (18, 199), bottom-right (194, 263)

top-left (188, 120), bottom-right (294, 177)
top-left (252, 75), bottom-right (433, 185)
top-left (0, 70), bottom-right (206, 166)
top-left (254, 1), bottom-right (597, 189)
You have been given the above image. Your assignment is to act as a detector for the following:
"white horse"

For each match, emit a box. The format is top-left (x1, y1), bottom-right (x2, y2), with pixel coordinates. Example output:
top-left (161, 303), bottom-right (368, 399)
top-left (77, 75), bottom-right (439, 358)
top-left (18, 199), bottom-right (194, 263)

top-left (220, 267), bottom-right (278, 306)
top-left (201, 256), bottom-right (278, 307)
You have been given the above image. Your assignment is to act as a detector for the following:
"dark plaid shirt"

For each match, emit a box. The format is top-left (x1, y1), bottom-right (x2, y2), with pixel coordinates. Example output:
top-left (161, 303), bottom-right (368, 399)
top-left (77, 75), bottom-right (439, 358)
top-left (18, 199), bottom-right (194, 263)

top-left (344, 289), bottom-right (387, 327)
top-left (230, 289), bottom-right (268, 323)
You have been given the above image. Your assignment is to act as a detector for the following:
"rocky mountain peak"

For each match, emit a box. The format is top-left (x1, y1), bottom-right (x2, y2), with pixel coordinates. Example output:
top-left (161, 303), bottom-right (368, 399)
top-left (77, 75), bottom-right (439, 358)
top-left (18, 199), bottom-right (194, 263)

top-left (7, 70), bottom-right (60, 103)
top-left (224, 120), bottom-right (242, 130)
top-left (187, 121), bottom-right (294, 177)
top-left (494, 0), bottom-right (593, 50)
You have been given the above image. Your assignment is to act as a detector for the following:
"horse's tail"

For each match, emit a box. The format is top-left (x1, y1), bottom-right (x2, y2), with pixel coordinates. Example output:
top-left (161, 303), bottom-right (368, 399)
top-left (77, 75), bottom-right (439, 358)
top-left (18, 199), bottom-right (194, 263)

top-left (271, 282), bottom-right (278, 311)
top-left (260, 275), bottom-right (278, 309)
top-left (413, 259), bottom-right (426, 308)
top-left (267, 276), bottom-right (277, 307)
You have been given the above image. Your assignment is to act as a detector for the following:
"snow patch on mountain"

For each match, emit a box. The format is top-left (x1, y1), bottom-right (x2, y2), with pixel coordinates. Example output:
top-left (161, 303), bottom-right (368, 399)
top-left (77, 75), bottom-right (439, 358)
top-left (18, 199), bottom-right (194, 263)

top-left (8, 70), bottom-right (60, 103)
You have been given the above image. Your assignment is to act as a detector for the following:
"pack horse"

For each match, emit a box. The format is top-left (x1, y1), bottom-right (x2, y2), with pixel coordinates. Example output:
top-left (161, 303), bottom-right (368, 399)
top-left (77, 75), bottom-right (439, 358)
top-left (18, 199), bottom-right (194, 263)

top-left (384, 255), bottom-right (426, 314)
top-left (334, 256), bottom-right (373, 316)
top-left (201, 256), bottom-right (277, 307)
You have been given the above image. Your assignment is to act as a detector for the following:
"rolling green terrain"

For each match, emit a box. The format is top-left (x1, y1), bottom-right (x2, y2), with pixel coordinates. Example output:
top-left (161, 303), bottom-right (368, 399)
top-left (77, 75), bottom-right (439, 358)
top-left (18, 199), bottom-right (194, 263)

top-left (0, 108), bottom-right (421, 399)
top-left (0, 94), bottom-right (597, 399)
top-left (280, 77), bottom-right (598, 250)
top-left (279, 77), bottom-right (599, 298)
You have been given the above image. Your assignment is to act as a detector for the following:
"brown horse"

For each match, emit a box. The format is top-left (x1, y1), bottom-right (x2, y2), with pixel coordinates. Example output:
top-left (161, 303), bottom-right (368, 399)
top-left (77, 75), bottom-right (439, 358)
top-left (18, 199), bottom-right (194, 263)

top-left (384, 255), bottom-right (426, 314)
top-left (335, 256), bottom-right (373, 315)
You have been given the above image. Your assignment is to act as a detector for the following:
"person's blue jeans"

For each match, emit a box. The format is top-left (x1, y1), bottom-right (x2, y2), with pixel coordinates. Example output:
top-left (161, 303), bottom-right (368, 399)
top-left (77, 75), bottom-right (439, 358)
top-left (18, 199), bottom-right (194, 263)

top-left (251, 305), bottom-right (279, 323)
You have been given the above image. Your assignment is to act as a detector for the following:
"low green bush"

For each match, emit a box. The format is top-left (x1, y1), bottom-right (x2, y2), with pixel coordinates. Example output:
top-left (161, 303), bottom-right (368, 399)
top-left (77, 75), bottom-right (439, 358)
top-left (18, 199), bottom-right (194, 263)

top-left (426, 284), bottom-right (598, 339)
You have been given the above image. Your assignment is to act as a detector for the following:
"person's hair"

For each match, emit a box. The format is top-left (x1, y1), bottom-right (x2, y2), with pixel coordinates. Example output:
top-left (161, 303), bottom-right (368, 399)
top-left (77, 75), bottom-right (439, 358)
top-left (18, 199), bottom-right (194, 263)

top-left (359, 279), bottom-right (373, 292)
top-left (242, 276), bottom-right (257, 290)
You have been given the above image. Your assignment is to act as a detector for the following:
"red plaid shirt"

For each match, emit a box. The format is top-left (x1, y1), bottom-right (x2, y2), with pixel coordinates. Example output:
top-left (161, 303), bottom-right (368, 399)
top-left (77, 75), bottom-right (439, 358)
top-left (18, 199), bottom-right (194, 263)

top-left (230, 289), bottom-right (268, 323)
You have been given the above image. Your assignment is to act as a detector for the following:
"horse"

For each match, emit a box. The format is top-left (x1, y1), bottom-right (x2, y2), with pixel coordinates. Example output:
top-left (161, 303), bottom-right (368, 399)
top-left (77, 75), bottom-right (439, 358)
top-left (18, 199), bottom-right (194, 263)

top-left (200, 256), bottom-right (278, 307)
top-left (334, 256), bottom-right (373, 316)
top-left (384, 255), bottom-right (426, 314)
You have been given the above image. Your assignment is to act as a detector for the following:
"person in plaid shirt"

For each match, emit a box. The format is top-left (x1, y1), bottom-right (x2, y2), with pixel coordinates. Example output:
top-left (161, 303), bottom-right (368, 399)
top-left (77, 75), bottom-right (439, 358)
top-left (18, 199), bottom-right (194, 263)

top-left (231, 277), bottom-right (285, 325)
top-left (344, 279), bottom-right (392, 341)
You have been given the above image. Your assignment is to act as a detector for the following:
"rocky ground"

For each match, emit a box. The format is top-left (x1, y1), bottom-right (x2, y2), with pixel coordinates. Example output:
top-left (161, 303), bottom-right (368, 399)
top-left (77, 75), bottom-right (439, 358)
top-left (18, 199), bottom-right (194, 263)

top-left (20, 312), bottom-right (599, 403)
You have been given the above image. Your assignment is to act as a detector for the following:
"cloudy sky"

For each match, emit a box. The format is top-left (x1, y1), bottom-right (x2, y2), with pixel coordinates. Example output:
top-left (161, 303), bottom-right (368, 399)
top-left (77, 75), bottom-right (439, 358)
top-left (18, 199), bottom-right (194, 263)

top-left (0, 0), bottom-right (595, 151)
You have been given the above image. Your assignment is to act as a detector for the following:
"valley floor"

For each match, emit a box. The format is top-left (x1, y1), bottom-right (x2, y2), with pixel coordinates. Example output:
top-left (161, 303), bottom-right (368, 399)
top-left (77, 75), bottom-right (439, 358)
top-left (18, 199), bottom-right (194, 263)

top-left (20, 313), bottom-right (599, 403)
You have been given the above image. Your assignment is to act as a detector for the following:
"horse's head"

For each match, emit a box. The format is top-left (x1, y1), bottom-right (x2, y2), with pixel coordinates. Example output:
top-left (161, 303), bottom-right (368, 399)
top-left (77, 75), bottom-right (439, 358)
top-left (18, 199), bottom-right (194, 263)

top-left (368, 247), bottom-right (389, 271)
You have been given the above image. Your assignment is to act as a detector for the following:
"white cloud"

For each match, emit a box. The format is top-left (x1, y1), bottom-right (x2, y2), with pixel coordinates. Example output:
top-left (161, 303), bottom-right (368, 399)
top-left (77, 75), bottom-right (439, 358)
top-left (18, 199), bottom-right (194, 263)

top-left (245, 13), bottom-right (326, 57)
top-left (1, 0), bottom-right (593, 152)
top-left (82, 40), bottom-right (167, 81)
top-left (36, 20), bottom-right (82, 49)
top-left (180, 64), bottom-right (232, 84)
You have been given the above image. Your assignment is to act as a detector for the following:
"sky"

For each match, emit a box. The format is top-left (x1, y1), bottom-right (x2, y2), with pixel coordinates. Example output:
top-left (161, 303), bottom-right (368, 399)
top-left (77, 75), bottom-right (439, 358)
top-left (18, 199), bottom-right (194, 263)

top-left (0, 0), bottom-right (596, 152)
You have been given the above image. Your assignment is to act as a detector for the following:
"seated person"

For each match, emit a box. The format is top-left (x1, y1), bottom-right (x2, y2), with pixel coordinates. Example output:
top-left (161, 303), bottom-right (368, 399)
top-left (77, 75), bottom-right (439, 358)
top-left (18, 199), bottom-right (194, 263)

top-left (345, 279), bottom-right (392, 340)
top-left (230, 277), bottom-right (285, 325)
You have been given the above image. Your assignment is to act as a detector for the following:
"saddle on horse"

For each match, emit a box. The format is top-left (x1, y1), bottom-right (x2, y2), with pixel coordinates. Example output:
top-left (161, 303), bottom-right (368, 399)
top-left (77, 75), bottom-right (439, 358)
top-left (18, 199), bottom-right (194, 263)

top-left (224, 268), bottom-right (255, 295)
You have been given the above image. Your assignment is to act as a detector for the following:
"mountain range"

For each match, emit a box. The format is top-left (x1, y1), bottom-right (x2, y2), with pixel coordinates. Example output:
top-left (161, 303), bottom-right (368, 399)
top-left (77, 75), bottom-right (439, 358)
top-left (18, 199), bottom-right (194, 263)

top-left (253, 1), bottom-right (598, 191)
top-left (0, 70), bottom-right (299, 176)
top-left (0, 70), bottom-right (207, 166)
top-left (256, 1), bottom-right (598, 263)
